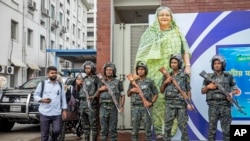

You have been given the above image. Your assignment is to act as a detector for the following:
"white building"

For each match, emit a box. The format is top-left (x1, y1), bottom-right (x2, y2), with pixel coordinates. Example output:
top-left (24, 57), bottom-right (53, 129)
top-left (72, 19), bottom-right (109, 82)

top-left (0, 0), bottom-right (91, 88)
top-left (86, 0), bottom-right (97, 49)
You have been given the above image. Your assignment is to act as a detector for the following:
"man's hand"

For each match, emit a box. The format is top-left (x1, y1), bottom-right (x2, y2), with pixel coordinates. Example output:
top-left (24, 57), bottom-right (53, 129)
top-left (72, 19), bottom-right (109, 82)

top-left (206, 82), bottom-right (217, 90)
top-left (130, 87), bottom-right (139, 94)
top-left (164, 77), bottom-right (172, 84)
top-left (187, 104), bottom-right (194, 111)
top-left (99, 85), bottom-right (107, 92)
top-left (40, 98), bottom-right (51, 104)
top-left (62, 110), bottom-right (67, 121)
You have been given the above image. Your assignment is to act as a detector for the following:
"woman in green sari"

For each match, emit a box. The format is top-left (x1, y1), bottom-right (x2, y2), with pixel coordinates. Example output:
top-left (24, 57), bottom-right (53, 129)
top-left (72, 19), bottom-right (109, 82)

top-left (135, 6), bottom-right (191, 138)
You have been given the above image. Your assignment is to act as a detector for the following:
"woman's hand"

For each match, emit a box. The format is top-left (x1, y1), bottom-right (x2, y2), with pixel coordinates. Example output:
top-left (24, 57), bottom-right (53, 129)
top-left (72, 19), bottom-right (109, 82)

top-left (184, 65), bottom-right (191, 76)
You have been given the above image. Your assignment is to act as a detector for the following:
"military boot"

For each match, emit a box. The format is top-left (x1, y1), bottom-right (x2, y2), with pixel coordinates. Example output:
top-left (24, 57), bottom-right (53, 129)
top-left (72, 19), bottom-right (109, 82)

top-left (84, 135), bottom-right (90, 141)
top-left (92, 134), bottom-right (98, 141)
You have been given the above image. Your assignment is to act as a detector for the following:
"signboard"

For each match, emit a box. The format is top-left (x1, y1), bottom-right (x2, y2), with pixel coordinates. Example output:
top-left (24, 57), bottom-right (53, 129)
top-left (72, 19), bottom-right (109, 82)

top-left (217, 44), bottom-right (250, 119)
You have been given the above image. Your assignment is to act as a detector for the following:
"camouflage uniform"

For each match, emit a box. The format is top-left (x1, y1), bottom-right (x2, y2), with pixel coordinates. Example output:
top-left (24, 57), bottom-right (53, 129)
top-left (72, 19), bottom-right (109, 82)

top-left (99, 78), bottom-right (124, 141)
top-left (162, 71), bottom-right (191, 141)
top-left (202, 72), bottom-right (238, 141)
top-left (128, 78), bottom-right (158, 141)
top-left (79, 75), bottom-right (99, 141)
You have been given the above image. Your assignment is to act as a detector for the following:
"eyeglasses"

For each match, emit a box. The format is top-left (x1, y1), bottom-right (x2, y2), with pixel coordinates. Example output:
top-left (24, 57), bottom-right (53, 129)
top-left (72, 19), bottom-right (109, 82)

top-left (158, 14), bottom-right (171, 17)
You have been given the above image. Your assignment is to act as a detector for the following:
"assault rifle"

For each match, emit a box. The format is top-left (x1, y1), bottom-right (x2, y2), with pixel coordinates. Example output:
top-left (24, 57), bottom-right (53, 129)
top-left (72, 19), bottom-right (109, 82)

top-left (96, 73), bottom-right (121, 112)
top-left (127, 74), bottom-right (151, 107)
top-left (199, 70), bottom-right (246, 115)
top-left (126, 74), bottom-right (156, 141)
top-left (159, 67), bottom-right (195, 111)
top-left (82, 82), bottom-right (93, 111)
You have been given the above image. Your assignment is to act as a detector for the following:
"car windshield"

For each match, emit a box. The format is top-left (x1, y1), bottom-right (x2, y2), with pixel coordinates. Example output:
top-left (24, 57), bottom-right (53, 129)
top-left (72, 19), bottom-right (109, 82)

top-left (21, 77), bottom-right (47, 89)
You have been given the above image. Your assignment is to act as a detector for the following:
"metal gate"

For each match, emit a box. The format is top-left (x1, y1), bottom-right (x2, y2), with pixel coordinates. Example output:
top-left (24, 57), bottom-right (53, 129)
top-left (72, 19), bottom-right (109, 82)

top-left (113, 23), bottom-right (148, 129)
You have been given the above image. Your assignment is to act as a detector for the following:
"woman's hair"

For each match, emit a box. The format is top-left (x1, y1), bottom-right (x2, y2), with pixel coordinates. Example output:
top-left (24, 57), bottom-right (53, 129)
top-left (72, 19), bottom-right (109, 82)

top-left (154, 6), bottom-right (177, 29)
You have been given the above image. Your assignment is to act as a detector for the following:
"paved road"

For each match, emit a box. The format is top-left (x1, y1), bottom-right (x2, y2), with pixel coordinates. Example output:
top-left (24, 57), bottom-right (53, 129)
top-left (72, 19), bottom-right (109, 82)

top-left (0, 123), bottom-right (79, 141)
top-left (0, 123), bottom-right (150, 141)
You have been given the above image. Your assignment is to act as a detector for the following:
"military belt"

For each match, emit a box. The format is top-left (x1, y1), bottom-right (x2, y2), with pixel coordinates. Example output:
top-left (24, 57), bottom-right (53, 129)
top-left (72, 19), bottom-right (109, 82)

top-left (208, 99), bottom-right (227, 101)
top-left (80, 97), bottom-right (86, 101)
top-left (101, 102), bottom-right (115, 107)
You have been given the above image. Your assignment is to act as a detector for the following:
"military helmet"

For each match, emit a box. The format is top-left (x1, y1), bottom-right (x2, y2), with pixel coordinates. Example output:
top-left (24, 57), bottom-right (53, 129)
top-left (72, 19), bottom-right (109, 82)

top-left (82, 61), bottom-right (96, 74)
top-left (169, 54), bottom-right (183, 69)
top-left (211, 55), bottom-right (226, 71)
top-left (135, 61), bottom-right (148, 75)
top-left (103, 62), bottom-right (117, 77)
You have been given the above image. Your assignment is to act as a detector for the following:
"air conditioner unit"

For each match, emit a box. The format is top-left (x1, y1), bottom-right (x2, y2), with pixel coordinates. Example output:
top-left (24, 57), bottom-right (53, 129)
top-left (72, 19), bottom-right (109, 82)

top-left (42, 8), bottom-right (49, 17)
top-left (52, 20), bottom-right (59, 28)
top-left (61, 26), bottom-right (67, 33)
top-left (6, 66), bottom-right (14, 75)
top-left (0, 65), bottom-right (5, 74)
top-left (28, 0), bottom-right (36, 11)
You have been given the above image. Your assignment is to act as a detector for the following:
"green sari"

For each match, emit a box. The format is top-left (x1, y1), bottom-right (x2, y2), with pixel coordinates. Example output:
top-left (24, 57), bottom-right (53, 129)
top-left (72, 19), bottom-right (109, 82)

top-left (135, 7), bottom-right (191, 136)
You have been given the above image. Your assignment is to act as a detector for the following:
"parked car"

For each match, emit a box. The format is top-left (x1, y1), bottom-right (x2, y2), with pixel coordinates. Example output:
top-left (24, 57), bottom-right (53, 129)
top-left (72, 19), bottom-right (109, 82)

top-left (0, 76), bottom-right (74, 132)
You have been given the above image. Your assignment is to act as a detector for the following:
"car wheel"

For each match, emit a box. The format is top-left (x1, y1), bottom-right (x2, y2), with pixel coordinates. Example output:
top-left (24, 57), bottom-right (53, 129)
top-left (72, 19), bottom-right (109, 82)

top-left (0, 119), bottom-right (15, 132)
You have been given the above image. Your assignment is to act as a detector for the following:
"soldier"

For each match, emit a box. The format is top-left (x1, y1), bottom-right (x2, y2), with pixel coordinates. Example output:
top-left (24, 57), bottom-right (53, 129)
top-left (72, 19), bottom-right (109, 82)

top-left (160, 54), bottom-right (193, 141)
top-left (94, 62), bottom-right (125, 141)
top-left (79, 61), bottom-right (99, 141)
top-left (127, 61), bottom-right (158, 141)
top-left (201, 55), bottom-right (239, 141)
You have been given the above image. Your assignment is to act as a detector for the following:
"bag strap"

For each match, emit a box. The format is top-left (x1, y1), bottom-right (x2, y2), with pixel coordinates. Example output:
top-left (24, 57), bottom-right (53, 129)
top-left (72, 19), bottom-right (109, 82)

top-left (40, 80), bottom-right (62, 98)
top-left (40, 80), bottom-right (45, 98)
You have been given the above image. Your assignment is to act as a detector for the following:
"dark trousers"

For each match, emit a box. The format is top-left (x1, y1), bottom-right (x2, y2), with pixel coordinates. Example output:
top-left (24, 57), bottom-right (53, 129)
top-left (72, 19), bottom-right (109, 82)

top-left (40, 114), bottom-right (62, 141)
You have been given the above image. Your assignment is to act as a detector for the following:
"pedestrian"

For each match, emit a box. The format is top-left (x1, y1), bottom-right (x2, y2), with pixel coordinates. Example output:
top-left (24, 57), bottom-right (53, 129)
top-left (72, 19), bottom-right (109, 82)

top-left (127, 61), bottom-right (158, 141)
top-left (134, 6), bottom-right (191, 137)
top-left (160, 54), bottom-right (193, 141)
top-left (79, 61), bottom-right (99, 141)
top-left (201, 55), bottom-right (239, 141)
top-left (94, 62), bottom-right (125, 141)
top-left (34, 66), bottom-right (67, 141)
top-left (64, 74), bottom-right (83, 140)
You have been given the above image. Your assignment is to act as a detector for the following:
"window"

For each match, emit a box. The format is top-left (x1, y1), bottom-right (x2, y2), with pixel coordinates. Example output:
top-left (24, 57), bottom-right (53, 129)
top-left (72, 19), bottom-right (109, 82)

top-left (82, 32), bottom-right (85, 42)
top-left (87, 46), bottom-right (93, 49)
top-left (41, 0), bottom-right (45, 10)
top-left (59, 44), bottom-right (62, 49)
top-left (78, 28), bottom-right (80, 38)
top-left (66, 18), bottom-right (70, 30)
top-left (67, 0), bottom-right (70, 4)
top-left (27, 28), bottom-right (33, 46)
top-left (11, 20), bottom-right (18, 40)
top-left (40, 35), bottom-right (45, 50)
top-left (51, 40), bottom-right (54, 49)
top-left (72, 24), bottom-right (75, 35)
top-left (87, 31), bottom-right (94, 37)
top-left (50, 5), bottom-right (55, 19)
top-left (59, 12), bottom-right (63, 25)
top-left (87, 17), bottom-right (94, 23)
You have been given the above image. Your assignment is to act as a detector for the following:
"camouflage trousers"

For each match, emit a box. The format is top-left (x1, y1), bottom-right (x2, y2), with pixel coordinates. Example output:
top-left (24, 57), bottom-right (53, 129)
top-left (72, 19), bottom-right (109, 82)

top-left (163, 105), bottom-right (189, 141)
top-left (80, 106), bottom-right (98, 141)
top-left (208, 103), bottom-right (231, 141)
top-left (131, 106), bottom-right (152, 141)
top-left (99, 105), bottom-right (118, 141)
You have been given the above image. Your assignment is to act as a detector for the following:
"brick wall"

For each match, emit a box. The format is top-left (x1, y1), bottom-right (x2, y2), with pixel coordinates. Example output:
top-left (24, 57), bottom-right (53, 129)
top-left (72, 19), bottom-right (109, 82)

top-left (96, 0), bottom-right (111, 73)
top-left (96, 0), bottom-right (250, 72)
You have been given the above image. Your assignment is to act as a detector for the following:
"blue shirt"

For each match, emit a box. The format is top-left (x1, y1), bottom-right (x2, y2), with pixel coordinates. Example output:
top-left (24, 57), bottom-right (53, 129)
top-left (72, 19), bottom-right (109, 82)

top-left (34, 79), bottom-right (67, 116)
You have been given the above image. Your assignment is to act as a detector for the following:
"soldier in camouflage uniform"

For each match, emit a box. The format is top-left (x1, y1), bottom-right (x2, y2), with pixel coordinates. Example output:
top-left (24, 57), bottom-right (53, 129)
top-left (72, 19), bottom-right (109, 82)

top-left (201, 55), bottom-right (239, 141)
top-left (79, 61), bottom-right (99, 141)
top-left (160, 54), bottom-right (193, 141)
top-left (127, 61), bottom-right (158, 141)
top-left (94, 62), bottom-right (125, 141)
